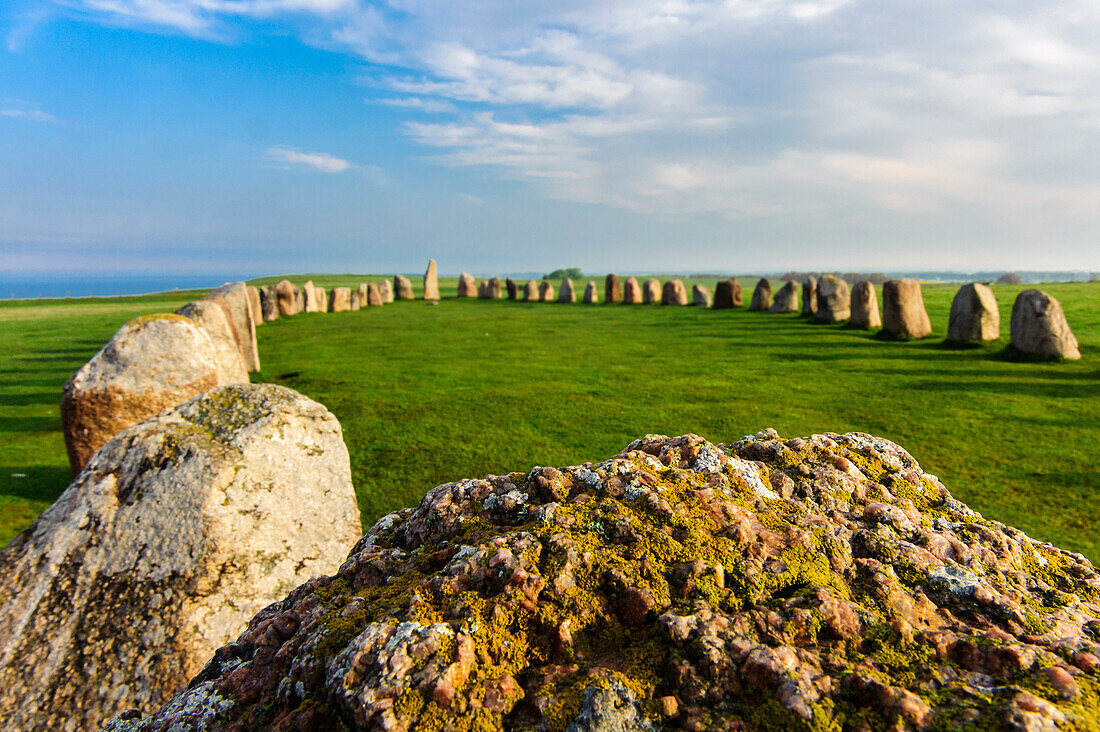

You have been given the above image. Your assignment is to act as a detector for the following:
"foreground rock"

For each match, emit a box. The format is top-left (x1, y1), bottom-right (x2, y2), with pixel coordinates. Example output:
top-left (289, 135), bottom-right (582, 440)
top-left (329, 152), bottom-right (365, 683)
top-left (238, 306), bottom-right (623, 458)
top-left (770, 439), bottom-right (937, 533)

top-left (662, 279), bottom-right (688, 305)
top-left (583, 281), bottom-right (598, 303)
top-left (112, 430), bottom-right (1100, 731)
top-left (394, 275), bottom-right (415, 301)
top-left (458, 272), bottom-right (477, 298)
top-left (1010, 289), bottom-right (1081, 360)
top-left (605, 274), bottom-right (622, 303)
top-left (523, 279), bottom-right (539, 301)
top-left (558, 278), bottom-right (576, 303)
top-left (769, 280), bottom-right (799, 313)
top-left (423, 259), bottom-right (440, 301)
top-left (883, 279), bottom-right (932, 339)
top-left (4, 385), bottom-right (361, 731)
top-left (849, 281), bottom-right (882, 330)
top-left (643, 278), bottom-right (661, 304)
top-left (275, 280), bottom-right (298, 316)
top-left (815, 275), bottom-right (850, 323)
top-left (692, 284), bottom-right (711, 307)
top-left (714, 278), bottom-right (742, 308)
top-left (176, 299), bottom-right (250, 385)
top-left (379, 279), bottom-right (394, 304)
top-left (329, 287), bottom-right (351, 313)
top-left (623, 276), bottom-right (642, 304)
top-left (259, 285), bottom-right (280, 322)
top-left (208, 282), bottom-right (260, 372)
top-left (61, 314), bottom-right (223, 474)
top-left (802, 277), bottom-right (818, 316)
top-left (947, 283), bottom-right (1000, 343)
top-left (749, 278), bottom-right (772, 311)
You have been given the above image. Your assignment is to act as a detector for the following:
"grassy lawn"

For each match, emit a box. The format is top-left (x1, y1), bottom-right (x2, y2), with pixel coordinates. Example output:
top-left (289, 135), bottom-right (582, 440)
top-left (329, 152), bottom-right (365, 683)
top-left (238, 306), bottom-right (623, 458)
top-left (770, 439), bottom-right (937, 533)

top-left (2, 277), bottom-right (1097, 562)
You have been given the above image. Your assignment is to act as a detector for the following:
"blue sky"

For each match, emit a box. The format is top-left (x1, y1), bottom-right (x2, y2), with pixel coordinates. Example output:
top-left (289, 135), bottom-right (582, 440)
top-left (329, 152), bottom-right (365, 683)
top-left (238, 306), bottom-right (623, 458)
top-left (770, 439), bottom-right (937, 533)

top-left (2, 0), bottom-right (1099, 276)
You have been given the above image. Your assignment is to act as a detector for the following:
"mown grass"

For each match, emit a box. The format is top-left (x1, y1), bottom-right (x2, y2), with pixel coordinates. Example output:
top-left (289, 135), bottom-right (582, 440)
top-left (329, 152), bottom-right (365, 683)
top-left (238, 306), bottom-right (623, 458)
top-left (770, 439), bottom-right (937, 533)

top-left (1, 277), bottom-right (1097, 562)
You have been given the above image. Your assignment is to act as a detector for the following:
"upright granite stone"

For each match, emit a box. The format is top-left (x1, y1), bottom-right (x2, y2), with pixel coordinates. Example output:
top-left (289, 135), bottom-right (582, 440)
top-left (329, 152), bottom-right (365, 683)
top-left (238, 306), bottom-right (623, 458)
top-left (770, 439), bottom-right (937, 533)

top-left (802, 277), bottom-right (818, 316)
top-left (60, 315), bottom-right (223, 475)
top-left (378, 279), bottom-right (394, 304)
top-left (623, 277), bottom-right (642, 304)
top-left (458, 272), bottom-right (477, 298)
top-left (605, 274), bottom-right (622, 303)
top-left (423, 259), bottom-right (440, 301)
top-left (583, 281), bottom-right (598, 303)
top-left (488, 277), bottom-right (503, 299)
top-left (539, 280), bottom-right (555, 302)
top-left (815, 275), bottom-right (850, 323)
top-left (749, 278), bottom-right (772, 311)
top-left (366, 283), bottom-right (383, 307)
top-left (1010, 289), bottom-right (1080, 360)
top-left (259, 285), bottom-right (280, 322)
top-left (176, 299), bottom-right (249, 386)
top-left (329, 287), bottom-right (352, 313)
top-left (350, 285), bottom-right (364, 311)
top-left (246, 286), bottom-right (262, 327)
top-left (769, 281), bottom-right (799, 313)
top-left (692, 284), bottom-right (712, 307)
top-left (947, 283), bottom-right (1000, 343)
top-left (208, 282), bottom-right (260, 372)
top-left (883, 279), bottom-right (932, 339)
top-left (1, 385), bottom-right (360, 732)
top-left (558, 278), bottom-right (576, 303)
top-left (394, 275), bottom-right (415, 301)
top-left (313, 287), bottom-right (328, 314)
top-left (303, 281), bottom-right (322, 313)
top-left (477, 281), bottom-right (489, 299)
top-left (662, 279), bottom-right (688, 305)
top-left (506, 278), bottom-right (518, 300)
top-left (643, 278), bottom-right (661, 304)
top-left (714, 278), bottom-right (742, 308)
top-left (849, 281), bottom-right (882, 330)
top-left (275, 280), bottom-right (298, 316)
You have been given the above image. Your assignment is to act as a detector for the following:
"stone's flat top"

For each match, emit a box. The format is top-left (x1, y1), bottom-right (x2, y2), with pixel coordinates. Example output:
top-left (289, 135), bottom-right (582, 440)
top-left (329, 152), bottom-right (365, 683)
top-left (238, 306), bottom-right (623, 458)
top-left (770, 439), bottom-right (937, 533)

top-left (114, 430), bottom-right (1100, 732)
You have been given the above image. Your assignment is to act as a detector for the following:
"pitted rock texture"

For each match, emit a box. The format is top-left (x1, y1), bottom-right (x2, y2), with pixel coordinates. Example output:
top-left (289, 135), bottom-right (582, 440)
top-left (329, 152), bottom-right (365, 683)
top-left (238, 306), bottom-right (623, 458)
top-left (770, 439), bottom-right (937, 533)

top-left (4, 384), bottom-right (361, 732)
top-left (176, 298), bottom-right (250, 385)
top-left (208, 282), bottom-right (260, 372)
top-left (106, 431), bottom-right (1100, 731)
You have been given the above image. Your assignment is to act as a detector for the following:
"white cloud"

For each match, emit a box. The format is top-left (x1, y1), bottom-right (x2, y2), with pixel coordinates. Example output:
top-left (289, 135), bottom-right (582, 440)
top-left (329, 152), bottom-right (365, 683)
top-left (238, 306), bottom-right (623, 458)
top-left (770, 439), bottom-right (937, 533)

top-left (375, 97), bottom-right (457, 113)
top-left (265, 146), bottom-right (351, 173)
top-left (1, 99), bottom-right (55, 121)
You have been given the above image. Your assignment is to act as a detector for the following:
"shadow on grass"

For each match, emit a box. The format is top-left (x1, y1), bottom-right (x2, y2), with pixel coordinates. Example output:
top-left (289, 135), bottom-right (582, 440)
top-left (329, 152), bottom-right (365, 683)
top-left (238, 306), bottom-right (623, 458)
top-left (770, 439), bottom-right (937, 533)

top-left (0, 465), bottom-right (71, 503)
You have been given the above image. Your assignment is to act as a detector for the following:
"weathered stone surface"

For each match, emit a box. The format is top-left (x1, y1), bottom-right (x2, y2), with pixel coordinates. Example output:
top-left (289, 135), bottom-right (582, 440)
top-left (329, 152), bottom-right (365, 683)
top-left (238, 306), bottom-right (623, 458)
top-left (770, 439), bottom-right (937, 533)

top-left (423, 259), bottom-right (440, 301)
top-left (275, 280), bottom-right (298, 316)
top-left (246, 286), bottom-right (262, 328)
top-left (605, 274), bottom-right (622, 303)
top-left (313, 287), bottom-right (327, 314)
top-left (208, 282), bottom-right (260, 372)
top-left (366, 283), bottom-right (383, 307)
top-left (802, 277), bottom-right (818, 316)
top-left (1010, 289), bottom-right (1081, 360)
top-left (378, 279), bottom-right (394, 304)
top-left (623, 277), bottom-right (642, 304)
top-left (692, 284), bottom-right (712, 307)
top-left (749, 278), bottom-right (772, 311)
top-left (583, 281), bottom-right (598, 303)
top-left (849, 281), bottom-right (882, 330)
top-left (539, 280), bottom-right (555, 302)
top-left (714, 278), bottom-right (742, 308)
top-left (176, 299), bottom-right (249, 386)
top-left (115, 430), bottom-right (1100, 732)
top-left (488, 277), bottom-right (503, 299)
top-left (506, 278), bottom-right (518, 300)
top-left (662, 279), bottom-right (688, 305)
top-left (883, 279), bottom-right (932, 339)
top-left (947, 283), bottom-right (1000, 343)
top-left (303, 280), bottom-right (323, 313)
top-left (350, 284), bottom-right (365, 311)
top-left (4, 384), bottom-right (359, 732)
top-left (523, 279), bottom-right (539, 301)
top-left (394, 275), bottom-right (415, 301)
top-left (769, 280), bottom-right (799, 313)
top-left (643, 278), bottom-right (661, 304)
top-left (558, 278), bottom-right (576, 303)
top-left (815, 275), bottom-right (851, 323)
top-left (259, 285), bottom-right (280, 322)
top-left (458, 272), bottom-right (477, 298)
top-left (329, 287), bottom-right (352, 313)
top-left (61, 314), bottom-right (223, 474)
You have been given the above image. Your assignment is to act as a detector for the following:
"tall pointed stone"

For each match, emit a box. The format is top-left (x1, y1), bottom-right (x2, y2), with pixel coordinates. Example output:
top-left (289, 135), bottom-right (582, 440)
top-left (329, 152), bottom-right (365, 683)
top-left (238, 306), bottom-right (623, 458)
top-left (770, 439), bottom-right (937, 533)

top-left (605, 274), bottom-right (622, 303)
top-left (749, 278), bottom-right (772, 311)
top-left (423, 259), bottom-right (440, 300)
top-left (583, 281), bottom-right (599, 303)
top-left (558, 278), bottom-right (576, 303)
top-left (623, 277), bottom-right (642, 304)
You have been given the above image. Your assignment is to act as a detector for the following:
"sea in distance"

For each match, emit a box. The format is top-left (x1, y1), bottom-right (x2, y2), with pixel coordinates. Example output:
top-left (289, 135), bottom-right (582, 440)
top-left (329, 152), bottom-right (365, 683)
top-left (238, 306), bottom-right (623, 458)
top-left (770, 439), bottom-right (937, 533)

top-left (1, 274), bottom-right (253, 301)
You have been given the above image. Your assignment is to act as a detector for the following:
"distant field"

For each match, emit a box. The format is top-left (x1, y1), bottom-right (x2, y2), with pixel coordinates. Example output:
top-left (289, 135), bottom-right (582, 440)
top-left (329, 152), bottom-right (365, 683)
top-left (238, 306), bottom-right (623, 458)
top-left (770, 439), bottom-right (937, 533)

top-left (1, 277), bottom-right (1097, 562)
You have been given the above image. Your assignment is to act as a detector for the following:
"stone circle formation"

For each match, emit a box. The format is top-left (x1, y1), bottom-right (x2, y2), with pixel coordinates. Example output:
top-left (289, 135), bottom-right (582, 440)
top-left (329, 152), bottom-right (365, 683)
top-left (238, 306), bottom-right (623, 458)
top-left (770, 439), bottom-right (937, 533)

top-left (0, 263), bottom-right (1090, 732)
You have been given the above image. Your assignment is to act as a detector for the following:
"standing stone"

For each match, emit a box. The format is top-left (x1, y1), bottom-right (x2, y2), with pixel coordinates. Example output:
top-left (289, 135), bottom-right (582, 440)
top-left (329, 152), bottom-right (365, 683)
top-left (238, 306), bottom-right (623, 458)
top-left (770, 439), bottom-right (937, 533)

top-left (623, 277), bottom-right (642, 304)
top-left (259, 285), bottom-right (280, 322)
top-left (714, 279), bottom-right (742, 308)
top-left (208, 282), bottom-right (260, 372)
top-left (662, 279), bottom-right (688, 305)
top-left (176, 299), bottom-right (250, 386)
top-left (802, 278), bottom-right (818, 317)
top-left (605, 274), bottom-right (622, 303)
top-left (506, 278), bottom-right (518, 300)
top-left (849, 281), bottom-right (882, 330)
top-left (558, 278), bottom-right (576, 303)
top-left (769, 281), bottom-right (799, 313)
top-left (303, 280), bottom-right (322, 313)
top-left (275, 280), bottom-right (298, 316)
top-left (296, 287), bottom-right (306, 314)
top-left (394, 275), bottom-right (415, 301)
top-left (539, 280), bottom-right (555, 302)
top-left (488, 277), bottom-right (503, 299)
top-left (246, 286), bottom-right (262, 328)
top-left (947, 283), bottom-right (1000, 343)
top-left (0, 385), bottom-right (360, 732)
top-left (60, 314), bottom-right (223, 474)
top-left (423, 259), bottom-right (440, 301)
top-left (749, 278), bottom-right (772, 311)
top-left (477, 281), bottom-right (489, 299)
top-left (458, 272), bottom-right (477, 298)
top-left (314, 286), bottom-right (328, 313)
top-left (350, 285), bottom-right (363, 311)
top-left (329, 287), bottom-right (352, 313)
top-left (1010, 289), bottom-right (1080, 360)
top-left (378, 279), bottom-right (394, 304)
top-left (643, 278), bottom-right (661, 304)
top-left (367, 283), bottom-right (383, 307)
top-left (883, 279), bottom-right (932, 339)
top-left (815, 275), bottom-right (851, 323)
top-left (692, 284), bottom-right (712, 307)
top-left (583, 281), bottom-right (598, 303)
top-left (524, 280), bottom-right (539, 301)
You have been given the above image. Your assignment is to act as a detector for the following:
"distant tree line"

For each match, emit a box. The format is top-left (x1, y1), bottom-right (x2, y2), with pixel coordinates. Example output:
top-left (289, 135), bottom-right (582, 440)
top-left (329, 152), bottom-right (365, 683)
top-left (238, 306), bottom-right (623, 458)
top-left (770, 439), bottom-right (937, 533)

top-left (545, 268), bottom-right (583, 279)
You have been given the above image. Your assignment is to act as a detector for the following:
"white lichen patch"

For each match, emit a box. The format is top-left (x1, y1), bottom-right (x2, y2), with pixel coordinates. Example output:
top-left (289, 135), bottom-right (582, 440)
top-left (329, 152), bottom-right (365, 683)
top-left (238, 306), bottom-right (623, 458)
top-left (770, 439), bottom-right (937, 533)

top-left (929, 565), bottom-right (985, 598)
top-left (693, 443), bottom-right (724, 473)
top-left (726, 458), bottom-right (778, 500)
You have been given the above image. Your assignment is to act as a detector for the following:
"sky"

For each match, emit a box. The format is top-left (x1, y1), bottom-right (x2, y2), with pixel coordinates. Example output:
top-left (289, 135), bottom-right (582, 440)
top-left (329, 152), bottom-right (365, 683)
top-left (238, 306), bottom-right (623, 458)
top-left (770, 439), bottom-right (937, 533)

top-left (1, 0), bottom-right (1099, 277)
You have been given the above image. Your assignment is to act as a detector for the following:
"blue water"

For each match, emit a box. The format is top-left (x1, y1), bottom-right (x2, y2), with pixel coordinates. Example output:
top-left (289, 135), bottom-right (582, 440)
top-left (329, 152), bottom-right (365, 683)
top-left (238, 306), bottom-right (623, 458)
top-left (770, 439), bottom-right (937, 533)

top-left (0, 275), bottom-right (252, 300)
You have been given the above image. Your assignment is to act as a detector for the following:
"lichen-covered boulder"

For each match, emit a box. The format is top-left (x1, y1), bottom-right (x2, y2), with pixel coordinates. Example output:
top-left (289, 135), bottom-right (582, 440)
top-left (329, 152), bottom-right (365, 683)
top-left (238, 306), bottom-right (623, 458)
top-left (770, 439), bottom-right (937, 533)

top-left (605, 274), bottom-right (622, 303)
top-left (259, 285), bottom-right (280, 322)
top-left (379, 279), bottom-right (394, 304)
top-left (4, 385), bottom-right (361, 732)
top-left (643, 278), bottom-right (661, 304)
top-left (623, 276), bottom-right (642, 304)
top-left (103, 430), bottom-right (1100, 731)
top-left (692, 284), bottom-right (711, 307)
top-left (276, 280), bottom-right (298, 316)
top-left (61, 314), bottom-right (222, 474)
top-left (394, 275), bottom-right (415, 301)
top-left (583, 281), bottom-right (598, 304)
top-left (558, 278), bottom-right (577, 303)
top-left (523, 279), bottom-right (539, 301)
top-left (802, 277), bottom-right (818, 316)
top-left (458, 272), bottom-right (477, 298)
top-left (849, 281), bottom-right (882, 330)
top-left (883, 279), bottom-right (932, 339)
top-left (714, 278), bottom-right (742, 308)
top-left (1010, 289), bottom-right (1080, 360)
top-left (176, 299), bottom-right (250, 385)
top-left (769, 280), bottom-right (799, 313)
top-left (423, 259), bottom-right (440, 301)
top-left (539, 280), bottom-right (555, 302)
top-left (208, 282), bottom-right (260, 372)
top-left (662, 279), bottom-right (688, 305)
top-left (329, 287), bottom-right (352, 313)
top-left (815, 275), bottom-right (850, 323)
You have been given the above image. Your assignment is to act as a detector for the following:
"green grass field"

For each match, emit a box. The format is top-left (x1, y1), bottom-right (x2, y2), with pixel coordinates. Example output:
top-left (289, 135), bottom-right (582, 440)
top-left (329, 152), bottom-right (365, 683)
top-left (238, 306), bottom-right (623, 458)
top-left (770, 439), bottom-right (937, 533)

top-left (2, 277), bottom-right (1097, 562)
